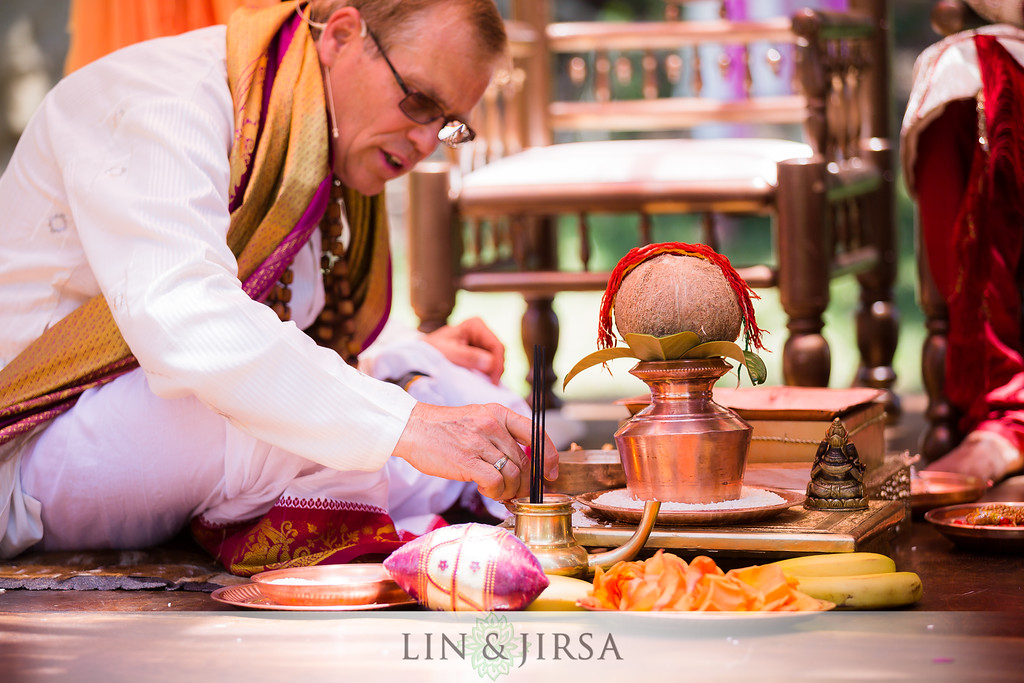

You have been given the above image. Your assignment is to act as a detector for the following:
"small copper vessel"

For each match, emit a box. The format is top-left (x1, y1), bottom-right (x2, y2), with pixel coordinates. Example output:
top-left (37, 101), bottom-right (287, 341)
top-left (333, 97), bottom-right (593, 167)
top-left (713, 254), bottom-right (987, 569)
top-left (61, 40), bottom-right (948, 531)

top-left (509, 493), bottom-right (660, 577)
top-left (614, 358), bottom-right (752, 503)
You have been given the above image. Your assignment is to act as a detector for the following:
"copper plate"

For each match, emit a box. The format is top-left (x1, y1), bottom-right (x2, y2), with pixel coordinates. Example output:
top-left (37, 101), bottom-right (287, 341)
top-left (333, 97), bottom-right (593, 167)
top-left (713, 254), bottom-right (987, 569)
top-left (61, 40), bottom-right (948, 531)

top-left (576, 487), bottom-right (805, 526)
top-left (211, 582), bottom-right (418, 611)
top-left (924, 502), bottom-right (1024, 553)
top-left (910, 471), bottom-right (988, 515)
top-left (251, 564), bottom-right (413, 607)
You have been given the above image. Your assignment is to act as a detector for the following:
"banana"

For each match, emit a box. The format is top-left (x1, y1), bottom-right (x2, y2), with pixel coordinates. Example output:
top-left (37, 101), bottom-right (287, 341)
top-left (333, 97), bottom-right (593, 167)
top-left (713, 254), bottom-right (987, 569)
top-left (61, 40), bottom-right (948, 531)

top-left (769, 552), bottom-right (896, 578)
top-left (791, 571), bottom-right (923, 609)
top-left (525, 574), bottom-right (592, 611)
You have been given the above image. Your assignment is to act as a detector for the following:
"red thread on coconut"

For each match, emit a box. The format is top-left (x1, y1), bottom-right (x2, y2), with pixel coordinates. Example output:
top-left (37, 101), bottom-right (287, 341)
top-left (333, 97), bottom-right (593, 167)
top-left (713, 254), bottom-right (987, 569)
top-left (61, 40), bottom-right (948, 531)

top-left (597, 242), bottom-right (765, 352)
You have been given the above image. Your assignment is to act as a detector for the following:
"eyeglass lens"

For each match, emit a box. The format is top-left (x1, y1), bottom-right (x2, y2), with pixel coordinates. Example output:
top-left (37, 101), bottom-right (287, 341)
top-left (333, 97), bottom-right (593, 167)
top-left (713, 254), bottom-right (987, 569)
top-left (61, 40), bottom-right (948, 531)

top-left (399, 95), bottom-right (474, 146)
top-left (367, 28), bottom-right (475, 147)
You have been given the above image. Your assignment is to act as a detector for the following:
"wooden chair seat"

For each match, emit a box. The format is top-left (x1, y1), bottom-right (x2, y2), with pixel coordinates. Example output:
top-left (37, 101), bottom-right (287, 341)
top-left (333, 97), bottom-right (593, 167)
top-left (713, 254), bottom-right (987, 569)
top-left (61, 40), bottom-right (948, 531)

top-left (459, 138), bottom-right (813, 214)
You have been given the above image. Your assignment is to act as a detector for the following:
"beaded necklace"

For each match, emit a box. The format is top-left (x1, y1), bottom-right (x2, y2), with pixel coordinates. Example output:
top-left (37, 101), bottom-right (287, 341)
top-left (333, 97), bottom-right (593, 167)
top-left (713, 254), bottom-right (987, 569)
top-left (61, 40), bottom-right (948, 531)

top-left (266, 176), bottom-right (360, 366)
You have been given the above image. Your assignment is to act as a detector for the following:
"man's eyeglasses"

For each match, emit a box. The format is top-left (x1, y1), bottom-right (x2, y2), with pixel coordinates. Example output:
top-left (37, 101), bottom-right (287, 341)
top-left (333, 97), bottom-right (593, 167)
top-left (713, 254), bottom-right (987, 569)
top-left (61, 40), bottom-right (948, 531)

top-left (364, 27), bottom-right (476, 148)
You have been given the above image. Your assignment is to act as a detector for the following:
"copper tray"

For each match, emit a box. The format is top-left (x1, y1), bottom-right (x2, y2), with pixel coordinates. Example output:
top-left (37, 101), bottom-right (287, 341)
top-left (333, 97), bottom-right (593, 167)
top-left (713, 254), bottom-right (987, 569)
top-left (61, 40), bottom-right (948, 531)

top-left (251, 564), bottom-right (413, 607)
top-left (910, 471), bottom-right (988, 516)
top-left (924, 503), bottom-right (1024, 553)
top-left (211, 582), bottom-right (417, 611)
top-left (576, 487), bottom-right (805, 526)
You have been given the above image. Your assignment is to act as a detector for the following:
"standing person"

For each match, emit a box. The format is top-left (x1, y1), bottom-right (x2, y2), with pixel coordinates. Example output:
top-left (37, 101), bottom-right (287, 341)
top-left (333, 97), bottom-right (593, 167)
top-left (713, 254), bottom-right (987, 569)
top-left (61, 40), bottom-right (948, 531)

top-left (0, 0), bottom-right (558, 575)
top-left (902, 16), bottom-right (1024, 484)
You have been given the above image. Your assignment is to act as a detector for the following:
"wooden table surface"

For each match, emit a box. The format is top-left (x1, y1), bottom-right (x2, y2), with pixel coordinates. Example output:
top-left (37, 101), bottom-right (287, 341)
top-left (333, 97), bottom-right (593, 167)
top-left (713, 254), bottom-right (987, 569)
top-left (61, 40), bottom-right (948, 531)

top-left (0, 477), bottom-right (1022, 681)
top-left (889, 474), bottom-right (1024, 613)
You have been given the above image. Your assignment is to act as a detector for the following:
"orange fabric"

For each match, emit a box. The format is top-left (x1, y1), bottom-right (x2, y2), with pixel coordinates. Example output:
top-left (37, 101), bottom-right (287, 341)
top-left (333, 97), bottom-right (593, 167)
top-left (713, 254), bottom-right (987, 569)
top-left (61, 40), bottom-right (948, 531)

top-left (64, 0), bottom-right (278, 74)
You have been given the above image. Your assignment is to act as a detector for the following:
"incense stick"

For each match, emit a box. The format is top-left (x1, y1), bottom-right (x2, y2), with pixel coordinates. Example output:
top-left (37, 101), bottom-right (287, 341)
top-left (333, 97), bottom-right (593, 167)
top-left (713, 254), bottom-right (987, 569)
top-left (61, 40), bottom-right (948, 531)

top-left (530, 345), bottom-right (546, 503)
top-left (530, 344), bottom-right (537, 502)
top-left (539, 345), bottom-right (546, 500)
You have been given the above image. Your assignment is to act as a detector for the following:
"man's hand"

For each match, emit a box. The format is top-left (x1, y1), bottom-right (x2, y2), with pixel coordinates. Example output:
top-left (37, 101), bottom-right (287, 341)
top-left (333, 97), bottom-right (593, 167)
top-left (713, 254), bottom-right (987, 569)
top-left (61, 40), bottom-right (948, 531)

top-left (423, 318), bottom-right (505, 385)
top-left (392, 402), bottom-right (559, 502)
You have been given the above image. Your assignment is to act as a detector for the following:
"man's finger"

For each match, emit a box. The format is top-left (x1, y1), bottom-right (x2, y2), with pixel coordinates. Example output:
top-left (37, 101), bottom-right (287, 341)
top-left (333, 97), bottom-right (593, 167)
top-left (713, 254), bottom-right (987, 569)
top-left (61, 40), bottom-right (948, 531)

top-left (472, 453), bottom-right (518, 500)
top-left (495, 406), bottom-right (559, 480)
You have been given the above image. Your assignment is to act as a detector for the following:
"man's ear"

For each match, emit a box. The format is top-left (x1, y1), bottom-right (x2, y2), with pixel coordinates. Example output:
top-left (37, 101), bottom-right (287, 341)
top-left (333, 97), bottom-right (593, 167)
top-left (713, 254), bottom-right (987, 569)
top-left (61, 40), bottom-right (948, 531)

top-left (315, 6), bottom-right (366, 66)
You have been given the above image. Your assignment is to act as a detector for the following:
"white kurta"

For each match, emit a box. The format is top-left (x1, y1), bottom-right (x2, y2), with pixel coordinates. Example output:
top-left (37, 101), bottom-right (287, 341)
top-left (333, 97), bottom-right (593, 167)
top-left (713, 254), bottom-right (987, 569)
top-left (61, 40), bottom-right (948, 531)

top-left (0, 26), bottom-right (462, 556)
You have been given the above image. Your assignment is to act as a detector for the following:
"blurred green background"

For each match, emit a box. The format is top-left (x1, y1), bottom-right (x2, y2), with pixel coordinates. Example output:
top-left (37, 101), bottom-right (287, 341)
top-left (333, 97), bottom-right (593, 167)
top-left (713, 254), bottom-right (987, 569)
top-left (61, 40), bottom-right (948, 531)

top-left (386, 0), bottom-right (936, 405)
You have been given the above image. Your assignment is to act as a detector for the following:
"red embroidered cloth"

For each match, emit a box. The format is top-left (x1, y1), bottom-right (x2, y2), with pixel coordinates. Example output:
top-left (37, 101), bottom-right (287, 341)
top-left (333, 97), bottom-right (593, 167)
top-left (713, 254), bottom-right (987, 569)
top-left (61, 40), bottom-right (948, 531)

top-left (191, 497), bottom-right (412, 577)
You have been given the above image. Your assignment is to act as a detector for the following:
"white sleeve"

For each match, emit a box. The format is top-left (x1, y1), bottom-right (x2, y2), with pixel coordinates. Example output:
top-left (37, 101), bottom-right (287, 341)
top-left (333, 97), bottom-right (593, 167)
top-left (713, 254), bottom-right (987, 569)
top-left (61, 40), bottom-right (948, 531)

top-left (49, 67), bottom-right (414, 473)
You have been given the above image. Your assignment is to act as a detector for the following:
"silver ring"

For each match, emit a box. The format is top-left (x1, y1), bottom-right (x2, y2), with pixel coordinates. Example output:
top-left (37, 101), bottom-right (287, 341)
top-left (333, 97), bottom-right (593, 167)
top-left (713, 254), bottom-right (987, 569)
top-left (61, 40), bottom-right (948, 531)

top-left (493, 455), bottom-right (510, 472)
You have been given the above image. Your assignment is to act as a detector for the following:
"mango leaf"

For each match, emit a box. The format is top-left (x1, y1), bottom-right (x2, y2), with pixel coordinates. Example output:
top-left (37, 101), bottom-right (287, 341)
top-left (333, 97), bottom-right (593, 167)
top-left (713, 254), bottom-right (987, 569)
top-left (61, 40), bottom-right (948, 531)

top-left (681, 341), bottom-right (747, 366)
top-left (621, 331), bottom-right (703, 361)
top-left (681, 341), bottom-right (768, 386)
top-left (657, 331), bottom-right (702, 359)
top-left (743, 350), bottom-right (768, 385)
top-left (622, 333), bottom-right (666, 361)
top-left (562, 347), bottom-right (639, 389)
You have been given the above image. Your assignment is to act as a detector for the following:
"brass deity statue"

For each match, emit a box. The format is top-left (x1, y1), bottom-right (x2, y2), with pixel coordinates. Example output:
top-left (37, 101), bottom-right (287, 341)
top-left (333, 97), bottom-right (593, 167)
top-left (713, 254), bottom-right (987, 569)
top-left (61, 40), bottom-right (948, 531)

top-left (805, 418), bottom-right (868, 511)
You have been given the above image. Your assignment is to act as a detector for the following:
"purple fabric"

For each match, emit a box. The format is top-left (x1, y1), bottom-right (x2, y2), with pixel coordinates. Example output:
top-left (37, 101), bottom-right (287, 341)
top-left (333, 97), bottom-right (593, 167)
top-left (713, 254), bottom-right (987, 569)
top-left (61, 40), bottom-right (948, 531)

top-left (0, 358), bottom-right (139, 444)
top-left (244, 173), bottom-right (332, 302)
top-left (230, 12), bottom-right (334, 304)
top-left (229, 11), bottom-right (300, 213)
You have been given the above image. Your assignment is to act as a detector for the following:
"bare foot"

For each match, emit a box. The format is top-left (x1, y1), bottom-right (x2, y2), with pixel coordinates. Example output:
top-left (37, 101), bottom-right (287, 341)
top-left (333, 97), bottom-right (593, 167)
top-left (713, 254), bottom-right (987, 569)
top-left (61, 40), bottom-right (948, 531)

top-left (925, 430), bottom-right (1024, 484)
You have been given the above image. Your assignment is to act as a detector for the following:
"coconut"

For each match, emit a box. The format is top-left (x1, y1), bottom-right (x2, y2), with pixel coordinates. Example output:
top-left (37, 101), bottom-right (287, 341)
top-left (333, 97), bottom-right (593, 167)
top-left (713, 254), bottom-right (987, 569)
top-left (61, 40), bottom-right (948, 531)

top-left (613, 253), bottom-right (743, 343)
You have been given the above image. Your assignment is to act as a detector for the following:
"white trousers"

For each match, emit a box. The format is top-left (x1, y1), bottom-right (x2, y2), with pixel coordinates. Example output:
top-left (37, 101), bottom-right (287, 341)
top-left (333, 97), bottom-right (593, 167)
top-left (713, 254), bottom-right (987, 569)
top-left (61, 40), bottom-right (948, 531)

top-left (10, 339), bottom-right (523, 555)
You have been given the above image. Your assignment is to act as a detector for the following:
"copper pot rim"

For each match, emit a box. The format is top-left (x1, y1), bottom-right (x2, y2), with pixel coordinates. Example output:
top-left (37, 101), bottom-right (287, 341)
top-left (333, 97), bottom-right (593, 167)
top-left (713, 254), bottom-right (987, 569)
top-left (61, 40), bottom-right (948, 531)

top-left (629, 357), bottom-right (732, 379)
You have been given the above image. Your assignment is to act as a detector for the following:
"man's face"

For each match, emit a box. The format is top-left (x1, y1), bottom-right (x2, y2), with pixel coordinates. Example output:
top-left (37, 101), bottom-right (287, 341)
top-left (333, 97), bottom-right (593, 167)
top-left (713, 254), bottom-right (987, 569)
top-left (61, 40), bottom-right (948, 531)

top-left (320, 6), bottom-right (495, 196)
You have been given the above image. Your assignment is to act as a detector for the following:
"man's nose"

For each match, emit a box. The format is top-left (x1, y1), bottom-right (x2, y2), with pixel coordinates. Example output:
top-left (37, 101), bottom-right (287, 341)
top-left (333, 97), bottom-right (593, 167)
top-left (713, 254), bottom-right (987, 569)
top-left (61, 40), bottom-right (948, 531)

top-left (408, 121), bottom-right (441, 157)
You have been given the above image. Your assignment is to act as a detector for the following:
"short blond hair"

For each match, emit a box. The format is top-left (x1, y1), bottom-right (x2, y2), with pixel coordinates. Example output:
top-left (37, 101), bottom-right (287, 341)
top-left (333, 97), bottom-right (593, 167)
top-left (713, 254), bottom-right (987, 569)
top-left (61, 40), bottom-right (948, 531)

top-left (308, 0), bottom-right (506, 59)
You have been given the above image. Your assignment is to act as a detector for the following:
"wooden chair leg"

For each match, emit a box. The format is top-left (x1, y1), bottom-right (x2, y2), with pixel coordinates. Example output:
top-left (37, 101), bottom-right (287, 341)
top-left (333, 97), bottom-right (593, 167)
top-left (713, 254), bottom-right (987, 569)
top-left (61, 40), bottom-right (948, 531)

top-left (408, 162), bottom-right (457, 333)
top-left (854, 292), bottom-right (901, 420)
top-left (917, 218), bottom-right (960, 461)
top-left (521, 217), bottom-right (562, 408)
top-left (853, 141), bottom-right (901, 420)
top-left (776, 157), bottom-right (831, 387)
top-left (522, 295), bottom-right (561, 409)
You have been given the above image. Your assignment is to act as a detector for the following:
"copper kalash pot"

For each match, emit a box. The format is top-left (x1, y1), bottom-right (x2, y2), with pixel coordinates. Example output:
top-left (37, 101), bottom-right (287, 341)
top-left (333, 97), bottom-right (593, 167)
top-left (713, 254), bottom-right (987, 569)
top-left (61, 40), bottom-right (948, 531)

top-left (614, 358), bottom-right (752, 503)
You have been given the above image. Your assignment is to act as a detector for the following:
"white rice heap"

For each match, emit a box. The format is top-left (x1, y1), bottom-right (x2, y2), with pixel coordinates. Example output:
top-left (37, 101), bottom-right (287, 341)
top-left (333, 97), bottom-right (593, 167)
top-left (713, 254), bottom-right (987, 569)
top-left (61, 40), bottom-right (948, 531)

top-left (595, 486), bottom-right (784, 511)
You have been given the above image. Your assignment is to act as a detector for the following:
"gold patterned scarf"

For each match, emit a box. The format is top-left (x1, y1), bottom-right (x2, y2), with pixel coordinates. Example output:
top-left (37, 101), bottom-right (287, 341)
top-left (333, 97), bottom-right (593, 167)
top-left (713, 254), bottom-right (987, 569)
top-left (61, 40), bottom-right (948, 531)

top-left (0, 1), bottom-right (390, 446)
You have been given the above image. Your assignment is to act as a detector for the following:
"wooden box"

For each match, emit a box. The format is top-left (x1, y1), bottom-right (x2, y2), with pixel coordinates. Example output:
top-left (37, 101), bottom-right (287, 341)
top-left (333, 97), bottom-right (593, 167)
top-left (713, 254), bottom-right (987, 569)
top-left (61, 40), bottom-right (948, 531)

top-left (713, 386), bottom-right (888, 469)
